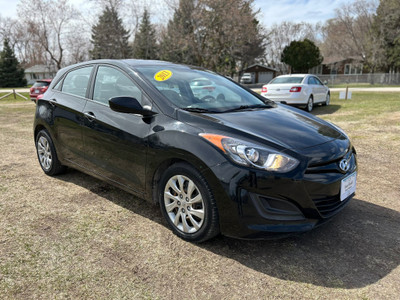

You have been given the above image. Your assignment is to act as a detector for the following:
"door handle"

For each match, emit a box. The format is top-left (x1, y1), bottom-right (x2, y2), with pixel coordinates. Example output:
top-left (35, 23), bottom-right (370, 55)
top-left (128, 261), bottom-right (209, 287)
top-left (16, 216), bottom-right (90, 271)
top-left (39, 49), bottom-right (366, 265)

top-left (84, 111), bottom-right (96, 121)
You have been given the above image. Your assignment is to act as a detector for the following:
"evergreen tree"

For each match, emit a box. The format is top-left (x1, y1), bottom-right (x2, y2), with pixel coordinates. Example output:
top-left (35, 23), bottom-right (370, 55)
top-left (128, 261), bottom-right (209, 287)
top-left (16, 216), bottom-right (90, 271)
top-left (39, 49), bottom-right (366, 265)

top-left (281, 39), bottom-right (323, 73)
top-left (0, 38), bottom-right (27, 87)
top-left (159, 0), bottom-right (198, 65)
top-left (90, 6), bottom-right (131, 59)
top-left (159, 0), bottom-right (264, 75)
top-left (132, 9), bottom-right (158, 60)
top-left (374, 0), bottom-right (400, 71)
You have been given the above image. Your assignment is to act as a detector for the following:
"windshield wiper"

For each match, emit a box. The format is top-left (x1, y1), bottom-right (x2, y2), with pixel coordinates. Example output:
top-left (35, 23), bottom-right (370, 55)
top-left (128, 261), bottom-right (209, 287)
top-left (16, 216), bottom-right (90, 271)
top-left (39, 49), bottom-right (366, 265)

top-left (223, 104), bottom-right (270, 113)
top-left (182, 107), bottom-right (216, 113)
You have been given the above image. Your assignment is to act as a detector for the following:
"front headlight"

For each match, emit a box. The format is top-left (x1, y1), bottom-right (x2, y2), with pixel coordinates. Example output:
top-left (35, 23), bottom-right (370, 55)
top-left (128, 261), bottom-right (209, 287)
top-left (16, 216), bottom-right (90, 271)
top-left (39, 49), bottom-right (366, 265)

top-left (199, 133), bottom-right (299, 173)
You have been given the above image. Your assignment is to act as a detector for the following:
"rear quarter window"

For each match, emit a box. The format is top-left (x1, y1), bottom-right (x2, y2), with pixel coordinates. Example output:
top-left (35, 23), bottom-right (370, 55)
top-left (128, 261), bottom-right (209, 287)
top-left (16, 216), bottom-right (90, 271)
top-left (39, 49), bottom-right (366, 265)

top-left (61, 66), bottom-right (93, 98)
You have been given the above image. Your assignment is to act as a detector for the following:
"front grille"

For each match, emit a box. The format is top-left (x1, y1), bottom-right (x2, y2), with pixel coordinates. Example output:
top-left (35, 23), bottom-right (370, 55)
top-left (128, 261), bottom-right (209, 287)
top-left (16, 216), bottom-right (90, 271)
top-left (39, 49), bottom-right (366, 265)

top-left (306, 147), bottom-right (356, 175)
top-left (312, 193), bottom-right (353, 218)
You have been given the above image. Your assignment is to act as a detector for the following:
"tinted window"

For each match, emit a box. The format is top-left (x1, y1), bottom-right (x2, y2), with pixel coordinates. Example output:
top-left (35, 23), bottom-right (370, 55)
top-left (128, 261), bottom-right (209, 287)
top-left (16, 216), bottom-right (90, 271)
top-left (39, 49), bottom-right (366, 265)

top-left (270, 77), bottom-right (304, 84)
top-left (93, 66), bottom-right (142, 105)
top-left (314, 77), bottom-right (323, 85)
top-left (33, 81), bottom-right (50, 87)
top-left (61, 67), bottom-right (93, 98)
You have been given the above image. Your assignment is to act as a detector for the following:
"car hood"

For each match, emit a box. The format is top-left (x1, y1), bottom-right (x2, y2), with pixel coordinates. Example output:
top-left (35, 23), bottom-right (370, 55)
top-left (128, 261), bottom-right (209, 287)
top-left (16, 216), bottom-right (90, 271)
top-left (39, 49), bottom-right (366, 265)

top-left (179, 105), bottom-right (344, 151)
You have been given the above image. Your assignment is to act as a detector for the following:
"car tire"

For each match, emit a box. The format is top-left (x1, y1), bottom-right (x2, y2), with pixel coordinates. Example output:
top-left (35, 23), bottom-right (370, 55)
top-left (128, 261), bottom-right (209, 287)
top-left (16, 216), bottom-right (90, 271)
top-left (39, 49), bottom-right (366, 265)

top-left (158, 162), bottom-right (220, 242)
top-left (323, 93), bottom-right (330, 106)
top-left (305, 96), bottom-right (314, 112)
top-left (35, 129), bottom-right (66, 176)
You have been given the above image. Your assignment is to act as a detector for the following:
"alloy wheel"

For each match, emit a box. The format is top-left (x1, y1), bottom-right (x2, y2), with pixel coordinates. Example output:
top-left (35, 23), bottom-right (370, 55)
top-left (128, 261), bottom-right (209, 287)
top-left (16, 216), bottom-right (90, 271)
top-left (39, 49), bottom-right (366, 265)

top-left (325, 94), bottom-right (330, 105)
top-left (163, 175), bottom-right (205, 234)
top-left (307, 97), bottom-right (313, 112)
top-left (37, 136), bottom-right (52, 171)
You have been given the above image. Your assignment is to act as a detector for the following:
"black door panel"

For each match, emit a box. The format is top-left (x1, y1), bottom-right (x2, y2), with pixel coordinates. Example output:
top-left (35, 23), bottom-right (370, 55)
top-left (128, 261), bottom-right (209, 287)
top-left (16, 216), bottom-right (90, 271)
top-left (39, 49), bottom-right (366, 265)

top-left (49, 90), bottom-right (87, 165)
top-left (82, 101), bottom-right (150, 192)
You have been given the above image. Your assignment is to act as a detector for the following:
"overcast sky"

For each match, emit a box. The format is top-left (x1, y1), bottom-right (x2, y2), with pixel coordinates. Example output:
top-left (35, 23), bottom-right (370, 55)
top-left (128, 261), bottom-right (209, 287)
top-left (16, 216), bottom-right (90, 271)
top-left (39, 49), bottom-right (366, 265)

top-left (0, 0), bottom-right (350, 26)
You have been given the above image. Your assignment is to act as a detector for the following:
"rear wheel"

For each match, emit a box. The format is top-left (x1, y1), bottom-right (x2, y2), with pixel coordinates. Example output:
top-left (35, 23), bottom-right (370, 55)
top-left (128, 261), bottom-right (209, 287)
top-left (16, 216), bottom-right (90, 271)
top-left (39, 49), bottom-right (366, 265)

top-left (159, 163), bottom-right (219, 242)
top-left (305, 96), bottom-right (314, 112)
top-left (36, 129), bottom-right (66, 176)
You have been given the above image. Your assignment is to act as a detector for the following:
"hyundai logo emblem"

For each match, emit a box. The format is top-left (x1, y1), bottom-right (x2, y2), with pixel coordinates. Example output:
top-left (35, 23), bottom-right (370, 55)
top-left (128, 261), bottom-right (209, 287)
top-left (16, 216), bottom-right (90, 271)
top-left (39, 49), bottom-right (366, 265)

top-left (339, 159), bottom-right (350, 172)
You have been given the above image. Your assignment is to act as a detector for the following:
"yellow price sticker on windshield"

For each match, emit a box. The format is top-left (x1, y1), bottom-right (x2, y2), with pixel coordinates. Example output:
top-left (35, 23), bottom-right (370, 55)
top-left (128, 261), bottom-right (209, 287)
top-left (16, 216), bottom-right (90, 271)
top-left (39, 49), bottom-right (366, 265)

top-left (154, 70), bottom-right (172, 81)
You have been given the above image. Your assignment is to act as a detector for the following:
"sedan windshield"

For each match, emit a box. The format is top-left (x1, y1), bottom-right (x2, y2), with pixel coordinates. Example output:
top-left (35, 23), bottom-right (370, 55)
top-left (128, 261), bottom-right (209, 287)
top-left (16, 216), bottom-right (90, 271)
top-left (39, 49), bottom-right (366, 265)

top-left (269, 77), bottom-right (304, 84)
top-left (135, 66), bottom-right (271, 112)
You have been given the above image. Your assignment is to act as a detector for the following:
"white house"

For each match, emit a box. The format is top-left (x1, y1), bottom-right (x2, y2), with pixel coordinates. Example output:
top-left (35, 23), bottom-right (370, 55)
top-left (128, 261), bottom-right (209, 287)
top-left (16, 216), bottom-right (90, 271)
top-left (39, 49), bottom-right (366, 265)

top-left (24, 65), bottom-right (57, 85)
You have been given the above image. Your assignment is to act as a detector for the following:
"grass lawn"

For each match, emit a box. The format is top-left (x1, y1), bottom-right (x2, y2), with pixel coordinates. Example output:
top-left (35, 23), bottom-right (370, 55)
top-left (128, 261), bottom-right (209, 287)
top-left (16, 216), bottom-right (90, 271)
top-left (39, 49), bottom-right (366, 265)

top-left (0, 92), bottom-right (399, 299)
top-left (315, 91), bottom-right (400, 122)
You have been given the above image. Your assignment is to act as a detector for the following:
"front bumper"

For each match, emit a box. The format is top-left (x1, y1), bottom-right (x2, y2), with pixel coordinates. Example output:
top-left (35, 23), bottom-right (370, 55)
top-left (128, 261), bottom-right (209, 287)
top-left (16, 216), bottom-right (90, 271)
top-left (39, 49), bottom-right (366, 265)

top-left (208, 146), bottom-right (357, 239)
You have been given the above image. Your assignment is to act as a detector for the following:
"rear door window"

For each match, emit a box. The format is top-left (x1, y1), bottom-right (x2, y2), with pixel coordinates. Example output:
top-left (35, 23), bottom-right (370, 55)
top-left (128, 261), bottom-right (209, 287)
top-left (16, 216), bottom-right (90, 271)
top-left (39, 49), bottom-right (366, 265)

top-left (308, 77), bottom-right (317, 85)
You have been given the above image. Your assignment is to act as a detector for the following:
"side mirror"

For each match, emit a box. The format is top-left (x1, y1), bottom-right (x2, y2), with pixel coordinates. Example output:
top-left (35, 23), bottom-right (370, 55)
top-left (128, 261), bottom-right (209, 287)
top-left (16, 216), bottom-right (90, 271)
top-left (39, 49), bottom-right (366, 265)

top-left (323, 80), bottom-right (328, 85)
top-left (109, 96), bottom-right (156, 117)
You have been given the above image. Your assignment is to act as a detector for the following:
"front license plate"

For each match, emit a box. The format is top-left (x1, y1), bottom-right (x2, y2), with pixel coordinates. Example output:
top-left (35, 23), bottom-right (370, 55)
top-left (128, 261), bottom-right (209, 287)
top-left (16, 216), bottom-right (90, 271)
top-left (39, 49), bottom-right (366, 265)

top-left (340, 172), bottom-right (357, 201)
top-left (35, 89), bottom-right (39, 93)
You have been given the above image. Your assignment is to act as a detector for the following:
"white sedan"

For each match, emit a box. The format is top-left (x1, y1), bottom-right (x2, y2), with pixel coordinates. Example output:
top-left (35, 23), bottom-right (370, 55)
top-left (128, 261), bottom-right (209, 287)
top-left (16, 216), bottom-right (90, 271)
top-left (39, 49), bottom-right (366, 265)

top-left (260, 74), bottom-right (330, 112)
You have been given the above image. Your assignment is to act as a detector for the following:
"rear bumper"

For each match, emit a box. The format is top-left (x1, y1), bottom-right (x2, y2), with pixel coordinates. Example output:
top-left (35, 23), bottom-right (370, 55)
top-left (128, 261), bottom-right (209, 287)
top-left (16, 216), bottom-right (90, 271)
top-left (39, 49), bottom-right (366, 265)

top-left (261, 92), bottom-right (308, 105)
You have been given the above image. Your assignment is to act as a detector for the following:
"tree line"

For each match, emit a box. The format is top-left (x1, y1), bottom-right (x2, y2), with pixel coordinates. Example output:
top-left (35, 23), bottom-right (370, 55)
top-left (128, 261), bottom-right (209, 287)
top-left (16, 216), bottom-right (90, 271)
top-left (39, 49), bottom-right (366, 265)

top-left (0, 0), bottom-right (399, 87)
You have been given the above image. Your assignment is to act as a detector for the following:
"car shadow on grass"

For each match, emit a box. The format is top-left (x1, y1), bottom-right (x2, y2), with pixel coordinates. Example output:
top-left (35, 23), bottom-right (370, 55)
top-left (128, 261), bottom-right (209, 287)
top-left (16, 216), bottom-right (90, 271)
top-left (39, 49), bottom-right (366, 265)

top-left (202, 198), bottom-right (400, 289)
top-left (311, 104), bottom-right (341, 115)
top-left (57, 170), bottom-right (400, 289)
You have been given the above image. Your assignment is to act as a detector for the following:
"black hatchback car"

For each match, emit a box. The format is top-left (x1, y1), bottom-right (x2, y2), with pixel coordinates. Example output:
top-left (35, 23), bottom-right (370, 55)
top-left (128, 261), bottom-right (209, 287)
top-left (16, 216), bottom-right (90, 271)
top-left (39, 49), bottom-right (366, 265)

top-left (34, 60), bottom-right (357, 242)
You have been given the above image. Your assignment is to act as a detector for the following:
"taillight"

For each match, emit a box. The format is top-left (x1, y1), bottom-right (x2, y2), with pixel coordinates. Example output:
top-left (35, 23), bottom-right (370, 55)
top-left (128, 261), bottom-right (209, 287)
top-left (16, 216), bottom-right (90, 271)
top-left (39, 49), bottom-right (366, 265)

top-left (41, 86), bottom-right (49, 92)
top-left (36, 94), bottom-right (44, 103)
top-left (290, 86), bottom-right (302, 92)
top-left (261, 86), bottom-right (268, 93)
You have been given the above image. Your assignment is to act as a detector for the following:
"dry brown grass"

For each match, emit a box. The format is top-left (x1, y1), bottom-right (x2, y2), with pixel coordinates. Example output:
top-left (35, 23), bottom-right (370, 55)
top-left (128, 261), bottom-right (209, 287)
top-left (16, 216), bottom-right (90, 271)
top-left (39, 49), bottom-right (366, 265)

top-left (1, 94), bottom-right (399, 299)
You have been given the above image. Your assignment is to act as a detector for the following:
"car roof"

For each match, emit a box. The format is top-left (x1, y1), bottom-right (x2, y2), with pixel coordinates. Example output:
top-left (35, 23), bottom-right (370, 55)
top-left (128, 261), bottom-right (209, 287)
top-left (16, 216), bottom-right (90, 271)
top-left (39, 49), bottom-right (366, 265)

top-left (57, 59), bottom-right (204, 77)
top-left (276, 74), bottom-right (309, 78)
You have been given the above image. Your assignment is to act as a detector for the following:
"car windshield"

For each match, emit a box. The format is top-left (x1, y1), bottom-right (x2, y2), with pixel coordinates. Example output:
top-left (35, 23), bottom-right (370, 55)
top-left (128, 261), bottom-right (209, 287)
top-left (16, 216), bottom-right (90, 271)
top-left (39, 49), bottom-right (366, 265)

top-left (135, 66), bottom-right (270, 113)
top-left (269, 77), bottom-right (304, 84)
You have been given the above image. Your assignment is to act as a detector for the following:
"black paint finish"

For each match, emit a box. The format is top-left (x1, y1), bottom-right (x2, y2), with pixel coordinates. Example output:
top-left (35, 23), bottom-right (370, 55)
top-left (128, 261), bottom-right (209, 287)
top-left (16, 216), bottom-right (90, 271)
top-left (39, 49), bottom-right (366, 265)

top-left (34, 59), bottom-right (358, 239)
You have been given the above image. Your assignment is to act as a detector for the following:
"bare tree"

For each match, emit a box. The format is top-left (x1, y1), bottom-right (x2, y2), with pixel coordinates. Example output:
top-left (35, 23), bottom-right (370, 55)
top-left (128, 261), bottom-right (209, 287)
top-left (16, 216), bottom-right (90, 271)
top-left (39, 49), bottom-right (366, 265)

top-left (264, 21), bottom-right (322, 73)
top-left (17, 0), bottom-right (78, 70)
top-left (321, 0), bottom-right (383, 73)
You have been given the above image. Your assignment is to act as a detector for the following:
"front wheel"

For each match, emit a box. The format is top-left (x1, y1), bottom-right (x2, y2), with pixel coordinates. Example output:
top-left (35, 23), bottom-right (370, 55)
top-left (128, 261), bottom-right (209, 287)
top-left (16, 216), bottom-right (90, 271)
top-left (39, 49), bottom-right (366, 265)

top-left (159, 163), bottom-right (219, 242)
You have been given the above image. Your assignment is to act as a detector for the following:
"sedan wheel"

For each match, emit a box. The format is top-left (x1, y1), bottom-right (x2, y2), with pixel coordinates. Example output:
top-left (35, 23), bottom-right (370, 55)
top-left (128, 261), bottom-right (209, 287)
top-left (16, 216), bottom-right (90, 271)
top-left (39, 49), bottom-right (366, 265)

top-left (159, 163), bottom-right (219, 242)
top-left (36, 129), bottom-right (66, 176)
top-left (323, 93), bottom-right (330, 106)
top-left (306, 96), bottom-right (314, 112)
